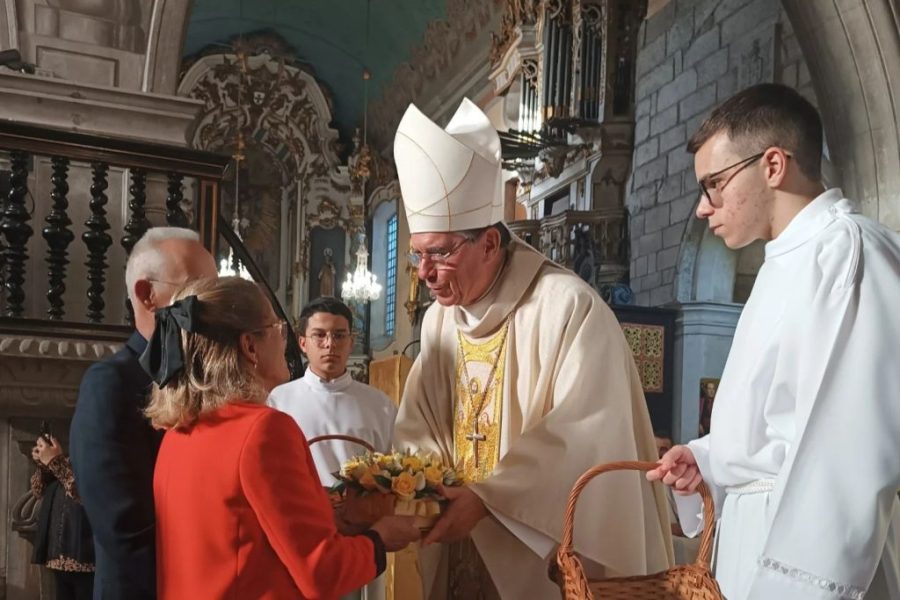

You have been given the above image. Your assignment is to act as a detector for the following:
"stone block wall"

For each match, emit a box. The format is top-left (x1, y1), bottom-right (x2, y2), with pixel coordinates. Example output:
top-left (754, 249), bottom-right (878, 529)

top-left (626, 0), bottom-right (819, 306)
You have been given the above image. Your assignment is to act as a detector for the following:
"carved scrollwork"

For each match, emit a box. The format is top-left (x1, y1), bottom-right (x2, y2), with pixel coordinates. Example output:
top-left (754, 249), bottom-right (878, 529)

top-left (347, 357), bottom-right (370, 384)
top-left (310, 198), bottom-right (348, 231)
top-left (11, 490), bottom-right (39, 536)
top-left (368, 0), bottom-right (505, 151)
top-left (183, 37), bottom-right (342, 186)
top-left (522, 58), bottom-right (540, 90)
top-left (582, 0), bottom-right (607, 33)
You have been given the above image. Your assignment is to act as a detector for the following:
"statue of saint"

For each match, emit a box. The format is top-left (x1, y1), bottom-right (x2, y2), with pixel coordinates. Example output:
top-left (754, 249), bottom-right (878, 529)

top-left (318, 247), bottom-right (336, 297)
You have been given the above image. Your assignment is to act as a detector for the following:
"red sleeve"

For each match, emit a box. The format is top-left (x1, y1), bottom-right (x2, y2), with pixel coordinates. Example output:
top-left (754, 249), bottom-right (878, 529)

top-left (239, 409), bottom-right (377, 598)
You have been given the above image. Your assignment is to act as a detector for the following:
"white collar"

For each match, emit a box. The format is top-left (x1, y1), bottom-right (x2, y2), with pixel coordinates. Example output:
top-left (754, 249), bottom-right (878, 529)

top-left (765, 188), bottom-right (854, 259)
top-left (303, 369), bottom-right (353, 393)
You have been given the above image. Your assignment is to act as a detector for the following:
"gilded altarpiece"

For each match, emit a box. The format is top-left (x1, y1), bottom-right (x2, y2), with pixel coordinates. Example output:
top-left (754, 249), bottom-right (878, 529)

top-left (178, 38), bottom-right (364, 328)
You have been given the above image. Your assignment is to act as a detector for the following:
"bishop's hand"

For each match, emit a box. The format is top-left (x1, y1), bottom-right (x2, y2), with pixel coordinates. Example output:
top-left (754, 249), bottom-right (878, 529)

top-left (646, 445), bottom-right (702, 496)
top-left (422, 484), bottom-right (488, 547)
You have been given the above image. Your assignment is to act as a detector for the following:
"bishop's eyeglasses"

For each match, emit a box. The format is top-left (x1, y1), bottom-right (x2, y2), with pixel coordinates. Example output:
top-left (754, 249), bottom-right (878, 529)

top-left (407, 237), bottom-right (472, 267)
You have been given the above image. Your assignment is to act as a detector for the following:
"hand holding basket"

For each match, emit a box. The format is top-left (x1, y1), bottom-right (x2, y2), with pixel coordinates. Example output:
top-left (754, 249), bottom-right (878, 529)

top-left (555, 460), bottom-right (724, 600)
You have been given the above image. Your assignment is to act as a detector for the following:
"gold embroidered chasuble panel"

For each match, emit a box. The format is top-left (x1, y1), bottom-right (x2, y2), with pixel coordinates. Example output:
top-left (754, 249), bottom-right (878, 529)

top-left (453, 319), bottom-right (510, 483)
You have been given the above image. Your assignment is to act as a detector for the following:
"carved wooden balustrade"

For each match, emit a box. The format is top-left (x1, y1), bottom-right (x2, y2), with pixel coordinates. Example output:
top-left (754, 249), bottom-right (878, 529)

top-left (0, 119), bottom-right (303, 374)
top-left (508, 208), bottom-right (629, 292)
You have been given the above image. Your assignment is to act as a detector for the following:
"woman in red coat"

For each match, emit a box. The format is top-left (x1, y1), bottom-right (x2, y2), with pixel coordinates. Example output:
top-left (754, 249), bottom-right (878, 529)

top-left (142, 277), bottom-right (419, 599)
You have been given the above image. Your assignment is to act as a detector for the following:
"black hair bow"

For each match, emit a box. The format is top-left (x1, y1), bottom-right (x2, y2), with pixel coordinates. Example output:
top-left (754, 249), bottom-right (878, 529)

top-left (139, 296), bottom-right (200, 388)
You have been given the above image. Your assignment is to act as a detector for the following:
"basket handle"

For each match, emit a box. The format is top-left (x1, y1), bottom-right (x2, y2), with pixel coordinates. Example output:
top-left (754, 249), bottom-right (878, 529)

top-left (307, 434), bottom-right (376, 454)
top-left (558, 460), bottom-right (715, 570)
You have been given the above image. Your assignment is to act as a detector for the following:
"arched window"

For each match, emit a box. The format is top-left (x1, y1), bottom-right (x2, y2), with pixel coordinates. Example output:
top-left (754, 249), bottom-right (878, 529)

top-left (385, 213), bottom-right (398, 336)
top-left (370, 199), bottom-right (399, 350)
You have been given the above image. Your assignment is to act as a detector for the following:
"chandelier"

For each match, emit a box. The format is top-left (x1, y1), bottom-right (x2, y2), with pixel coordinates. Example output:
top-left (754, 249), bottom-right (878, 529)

top-left (342, 241), bottom-right (382, 302)
top-left (341, 1), bottom-right (381, 304)
top-left (218, 52), bottom-right (253, 280)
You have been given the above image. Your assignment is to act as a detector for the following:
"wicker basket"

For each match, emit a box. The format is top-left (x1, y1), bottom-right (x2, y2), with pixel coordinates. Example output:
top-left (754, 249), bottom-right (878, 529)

top-left (308, 434), bottom-right (442, 531)
top-left (555, 460), bottom-right (723, 600)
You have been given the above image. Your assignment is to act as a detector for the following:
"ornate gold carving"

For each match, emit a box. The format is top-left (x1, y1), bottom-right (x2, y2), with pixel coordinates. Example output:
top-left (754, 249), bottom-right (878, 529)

top-left (185, 36), bottom-right (342, 185)
top-left (368, 0), bottom-right (505, 151)
top-left (490, 0), bottom-right (542, 66)
top-left (309, 198), bottom-right (348, 231)
top-left (348, 356), bottom-right (370, 383)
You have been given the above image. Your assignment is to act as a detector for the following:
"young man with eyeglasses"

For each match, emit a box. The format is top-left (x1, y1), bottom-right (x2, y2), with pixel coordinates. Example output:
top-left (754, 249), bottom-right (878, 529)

top-left (392, 98), bottom-right (672, 599)
top-left (268, 296), bottom-right (396, 600)
top-left (648, 83), bottom-right (900, 600)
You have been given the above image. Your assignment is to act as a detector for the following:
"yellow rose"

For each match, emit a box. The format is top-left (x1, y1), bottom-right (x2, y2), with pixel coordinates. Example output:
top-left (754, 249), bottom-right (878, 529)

top-left (359, 465), bottom-right (381, 490)
top-left (401, 456), bottom-right (424, 472)
top-left (377, 454), bottom-right (395, 469)
top-left (392, 471), bottom-right (417, 500)
top-left (423, 465), bottom-right (444, 487)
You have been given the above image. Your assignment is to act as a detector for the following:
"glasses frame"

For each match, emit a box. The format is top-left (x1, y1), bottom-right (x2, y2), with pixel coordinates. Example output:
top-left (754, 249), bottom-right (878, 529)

top-left (302, 330), bottom-right (354, 347)
top-left (252, 320), bottom-right (288, 342)
top-left (146, 278), bottom-right (184, 288)
top-left (407, 236), bottom-right (473, 268)
top-left (697, 152), bottom-right (766, 204)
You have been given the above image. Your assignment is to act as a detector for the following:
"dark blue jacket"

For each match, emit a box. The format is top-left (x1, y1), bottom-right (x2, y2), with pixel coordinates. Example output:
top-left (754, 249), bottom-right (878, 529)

top-left (69, 332), bottom-right (162, 600)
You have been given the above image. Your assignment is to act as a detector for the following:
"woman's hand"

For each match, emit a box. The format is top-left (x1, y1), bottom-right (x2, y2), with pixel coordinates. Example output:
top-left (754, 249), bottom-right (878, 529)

top-left (33, 436), bottom-right (63, 466)
top-left (646, 445), bottom-right (702, 496)
top-left (370, 516), bottom-right (421, 552)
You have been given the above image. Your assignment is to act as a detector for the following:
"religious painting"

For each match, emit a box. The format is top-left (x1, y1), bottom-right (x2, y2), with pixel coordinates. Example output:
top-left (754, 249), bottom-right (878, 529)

top-left (218, 145), bottom-right (283, 287)
top-left (611, 305), bottom-right (676, 435)
top-left (699, 378), bottom-right (719, 436)
top-left (309, 227), bottom-right (346, 300)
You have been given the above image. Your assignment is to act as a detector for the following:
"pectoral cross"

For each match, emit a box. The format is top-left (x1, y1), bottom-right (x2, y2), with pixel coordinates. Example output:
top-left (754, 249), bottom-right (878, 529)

top-left (466, 426), bottom-right (487, 467)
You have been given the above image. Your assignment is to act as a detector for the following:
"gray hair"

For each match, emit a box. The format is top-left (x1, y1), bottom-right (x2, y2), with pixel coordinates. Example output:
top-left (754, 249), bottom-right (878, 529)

top-left (458, 222), bottom-right (512, 247)
top-left (125, 227), bottom-right (200, 303)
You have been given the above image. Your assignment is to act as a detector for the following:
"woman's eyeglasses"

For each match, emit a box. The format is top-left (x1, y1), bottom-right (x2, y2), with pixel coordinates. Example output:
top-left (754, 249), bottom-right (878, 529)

top-left (252, 320), bottom-right (288, 341)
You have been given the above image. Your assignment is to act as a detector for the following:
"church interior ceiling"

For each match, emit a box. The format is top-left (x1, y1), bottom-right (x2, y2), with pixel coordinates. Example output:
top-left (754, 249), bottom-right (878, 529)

top-left (183, 0), bottom-right (447, 142)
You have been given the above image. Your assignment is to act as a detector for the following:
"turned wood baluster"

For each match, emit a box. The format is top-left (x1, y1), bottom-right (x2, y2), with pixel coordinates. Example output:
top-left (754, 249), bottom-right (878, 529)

top-left (165, 172), bottom-right (189, 227)
top-left (82, 162), bottom-right (112, 323)
top-left (121, 169), bottom-right (150, 325)
top-left (122, 169), bottom-right (150, 255)
top-left (42, 156), bottom-right (74, 320)
top-left (1, 151), bottom-right (33, 317)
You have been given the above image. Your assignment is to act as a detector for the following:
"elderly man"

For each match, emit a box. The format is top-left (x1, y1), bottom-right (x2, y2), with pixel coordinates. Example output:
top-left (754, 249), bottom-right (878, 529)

top-left (392, 98), bottom-right (672, 599)
top-left (70, 227), bottom-right (217, 599)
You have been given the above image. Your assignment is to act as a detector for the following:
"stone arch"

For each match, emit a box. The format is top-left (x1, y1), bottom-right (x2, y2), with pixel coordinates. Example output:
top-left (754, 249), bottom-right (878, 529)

top-left (142, 0), bottom-right (193, 94)
top-left (782, 0), bottom-right (900, 229)
top-left (674, 213), bottom-right (736, 303)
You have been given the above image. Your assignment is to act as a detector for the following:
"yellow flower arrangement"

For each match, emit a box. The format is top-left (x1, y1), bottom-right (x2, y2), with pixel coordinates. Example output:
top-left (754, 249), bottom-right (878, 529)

top-left (332, 449), bottom-right (462, 502)
top-left (401, 455), bottom-right (424, 472)
top-left (331, 450), bottom-right (465, 530)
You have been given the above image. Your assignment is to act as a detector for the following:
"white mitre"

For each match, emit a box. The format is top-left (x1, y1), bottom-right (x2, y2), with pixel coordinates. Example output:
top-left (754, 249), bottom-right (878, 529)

top-left (394, 98), bottom-right (504, 234)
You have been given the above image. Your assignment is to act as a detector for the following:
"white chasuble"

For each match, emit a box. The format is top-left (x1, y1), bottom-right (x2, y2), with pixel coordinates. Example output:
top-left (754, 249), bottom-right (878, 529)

top-left (674, 190), bottom-right (900, 600)
top-left (395, 238), bottom-right (673, 600)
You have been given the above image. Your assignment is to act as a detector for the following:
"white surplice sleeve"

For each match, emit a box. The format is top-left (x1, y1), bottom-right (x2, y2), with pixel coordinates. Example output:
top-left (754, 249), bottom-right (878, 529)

top-left (673, 434), bottom-right (727, 538)
top-left (747, 220), bottom-right (900, 600)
